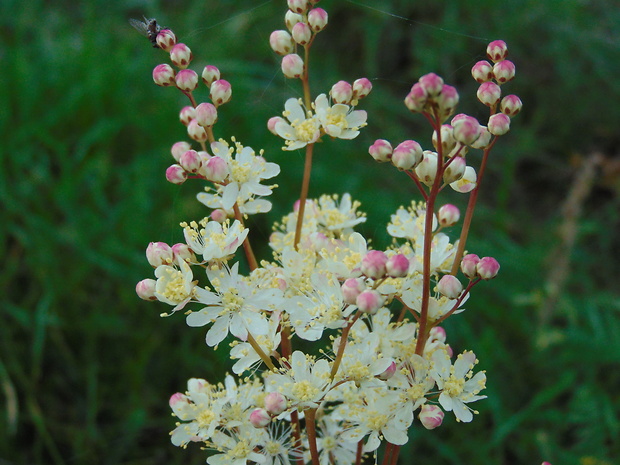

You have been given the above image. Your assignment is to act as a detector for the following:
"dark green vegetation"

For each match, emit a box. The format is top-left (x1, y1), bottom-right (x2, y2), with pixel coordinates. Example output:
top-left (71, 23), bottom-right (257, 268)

top-left (1, 0), bottom-right (619, 464)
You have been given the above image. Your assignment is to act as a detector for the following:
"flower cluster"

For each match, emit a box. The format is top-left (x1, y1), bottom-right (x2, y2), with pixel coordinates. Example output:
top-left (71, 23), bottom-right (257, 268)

top-left (133, 2), bottom-right (522, 464)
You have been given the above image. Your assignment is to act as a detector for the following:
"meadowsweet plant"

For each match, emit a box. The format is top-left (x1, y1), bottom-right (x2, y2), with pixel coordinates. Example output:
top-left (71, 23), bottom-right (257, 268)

top-left (134, 2), bottom-right (528, 464)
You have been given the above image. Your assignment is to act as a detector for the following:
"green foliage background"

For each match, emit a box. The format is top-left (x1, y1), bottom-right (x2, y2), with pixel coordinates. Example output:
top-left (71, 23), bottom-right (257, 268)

top-left (1, 0), bottom-right (619, 464)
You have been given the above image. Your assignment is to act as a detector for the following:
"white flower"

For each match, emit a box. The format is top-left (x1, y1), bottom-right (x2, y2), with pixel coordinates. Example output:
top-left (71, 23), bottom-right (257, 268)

top-left (230, 312), bottom-right (282, 374)
top-left (207, 425), bottom-right (267, 465)
top-left (333, 332), bottom-right (394, 387)
top-left (400, 276), bottom-right (469, 321)
top-left (431, 350), bottom-right (487, 422)
top-left (182, 218), bottom-right (248, 263)
top-left (314, 93), bottom-right (367, 139)
top-left (154, 256), bottom-right (195, 311)
top-left (450, 165), bottom-right (477, 193)
top-left (316, 193), bottom-right (366, 232)
top-left (314, 417), bottom-right (359, 465)
top-left (274, 98), bottom-right (321, 151)
top-left (387, 201), bottom-right (437, 243)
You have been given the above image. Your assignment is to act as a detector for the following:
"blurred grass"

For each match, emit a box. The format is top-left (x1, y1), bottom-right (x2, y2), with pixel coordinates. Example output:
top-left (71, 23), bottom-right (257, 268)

top-left (1, 0), bottom-right (619, 464)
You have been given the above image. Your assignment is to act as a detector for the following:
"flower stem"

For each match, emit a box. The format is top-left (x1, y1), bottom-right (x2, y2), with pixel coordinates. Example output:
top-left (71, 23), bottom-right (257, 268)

top-left (232, 203), bottom-right (258, 271)
top-left (245, 332), bottom-right (276, 371)
top-left (304, 408), bottom-right (321, 465)
top-left (330, 311), bottom-right (361, 379)
top-left (294, 143), bottom-right (315, 249)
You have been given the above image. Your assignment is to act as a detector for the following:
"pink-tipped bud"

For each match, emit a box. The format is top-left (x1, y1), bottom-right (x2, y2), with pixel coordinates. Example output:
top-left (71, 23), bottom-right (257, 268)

top-left (429, 326), bottom-right (447, 343)
top-left (356, 290), bottom-right (384, 314)
top-left (201, 65), bottom-right (220, 88)
top-left (172, 243), bottom-right (196, 263)
top-left (170, 43), bottom-right (193, 69)
top-left (171, 141), bottom-right (191, 162)
top-left (361, 250), bottom-right (388, 279)
top-left (437, 275), bottom-right (463, 299)
top-left (418, 73), bottom-right (444, 97)
top-left (166, 164), bottom-right (187, 184)
top-left (175, 69), bottom-right (199, 92)
top-left (415, 151), bottom-right (439, 186)
top-left (187, 119), bottom-right (208, 142)
top-left (195, 102), bottom-right (218, 127)
top-left (369, 139), bottom-right (393, 162)
top-left (330, 81), bottom-right (353, 104)
top-left (452, 115), bottom-right (482, 146)
top-left (493, 60), bottom-right (516, 84)
top-left (264, 392), bottom-right (287, 415)
top-left (210, 80), bottom-right (232, 106)
top-left (487, 40), bottom-right (508, 62)
top-left (386, 254), bottom-right (410, 278)
top-left (341, 278), bottom-right (366, 305)
top-left (204, 156), bottom-right (229, 183)
top-left (470, 126), bottom-right (492, 149)
top-left (288, 0), bottom-right (309, 14)
top-left (404, 83), bottom-right (428, 112)
top-left (268, 116), bottom-right (286, 136)
top-left (210, 209), bottom-right (228, 223)
top-left (419, 405), bottom-right (445, 430)
top-left (352, 78), bottom-right (372, 100)
top-left (136, 278), bottom-right (157, 301)
top-left (437, 204), bottom-right (460, 227)
top-left (488, 113), bottom-right (511, 136)
top-left (152, 64), bottom-right (175, 87)
top-left (471, 60), bottom-right (494, 83)
top-left (450, 166), bottom-right (477, 193)
top-left (270, 30), bottom-right (295, 55)
top-left (378, 361), bottom-right (397, 380)
top-left (249, 408), bottom-right (271, 428)
top-left (281, 54), bottom-right (304, 79)
top-left (461, 254), bottom-right (480, 279)
top-left (477, 256), bottom-right (500, 280)
top-left (146, 242), bottom-right (173, 267)
top-left (541, 462), bottom-right (552, 465)
top-left (308, 8), bottom-right (328, 32)
top-left (392, 140), bottom-right (423, 170)
top-left (436, 85), bottom-right (459, 116)
top-left (443, 156), bottom-right (466, 184)
top-left (284, 11), bottom-right (304, 32)
top-left (156, 29), bottom-right (176, 51)
top-left (179, 106), bottom-right (196, 126)
top-left (179, 149), bottom-right (202, 173)
top-left (292, 22), bottom-right (312, 45)
top-left (500, 94), bottom-right (522, 117)
top-left (477, 81), bottom-right (502, 107)
top-left (432, 124), bottom-right (456, 155)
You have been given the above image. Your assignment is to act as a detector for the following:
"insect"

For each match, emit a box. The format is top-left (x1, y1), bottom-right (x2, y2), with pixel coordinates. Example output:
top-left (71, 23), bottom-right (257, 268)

top-left (129, 16), bottom-right (163, 48)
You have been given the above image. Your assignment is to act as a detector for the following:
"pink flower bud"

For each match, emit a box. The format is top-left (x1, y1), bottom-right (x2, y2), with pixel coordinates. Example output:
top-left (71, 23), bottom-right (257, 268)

top-left (500, 94), bottom-right (522, 117)
top-left (187, 119), bottom-right (207, 142)
top-left (404, 83), bottom-right (428, 112)
top-left (330, 80), bottom-right (353, 104)
top-left (493, 60), bottom-right (516, 84)
top-left (210, 209), bottom-right (228, 223)
top-left (369, 139), bottom-right (393, 162)
top-left (136, 278), bottom-right (157, 301)
top-left (415, 151), bottom-right (439, 186)
top-left (172, 243), bottom-right (196, 262)
top-left (541, 462), bottom-right (552, 465)
top-left (175, 69), bottom-right (198, 92)
top-left (170, 43), bottom-right (193, 69)
top-left (204, 156), bottom-right (229, 183)
top-left (179, 106), bottom-right (196, 126)
top-left (308, 8), bottom-right (328, 32)
top-left (419, 405), bottom-right (445, 430)
top-left (361, 250), bottom-right (388, 279)
top-left (281, 54), bottom-right (304, 79)
top-left (418, 73), bottom-right (444, 97)
top-left (477, 81), bottom-right (501, 107)
top-left (436, 84), bottom-right (459, 116)
top-left (461, 254), bottom-right (480, 279)
top-left (288, 0), bottom-right (309, 14)
top-left (437, 204), bottom-right (460, 227)
top-left (156, 29), bottom-right (176, 52)
top-left (488, 113), bottom-right (511, 136)
top-left (450, 166), bottom-right (477, 193)
top-left (452, 115), bottom-right (482, 146)
top-left (470, 126), bottom-right (492, 149)
top-left (268, 116), bottom-right (285, 136)
top-left (195, 102), bottom-right (218, 127)
top-left (392, 140), bottom-right (423, 170)
top-left (152, 64), bottom-right (175, 87)
top-left (171, 141), bottom-right (191, 162)
top-left (146, 241), bottom-right (173, 267)
top-left (201, 65), bottom-right (220, 88)
top-left (356, 290), bottom-right (384, 314)
top-left (284, 11), bottom-right (304, 32)
top-left (179, 149), bottom-right (202, 173)
top-left (378, 361), bottom-right (397, 380)
top-left (210, 79), bottom-right (232, 106)
top-left (353, 78), bottom-right (372, 99)
top-left (487, 39), bottom-right (508, 63)
top-left (249, 408), bottom-right (271, 428)
top-left (386, 254), bottom-right (410, 277)
top-left (166, 164), bottom-right (187, 184)
top-left (292, 22), bottom-right (312, 45)
top-left (471, 60), bottom-right (494, 83)
top-left (437, 275), bottom-right (463, 299)
top-left (443, 156), bottom-right (466, 184)
top-left (264, 392), bottom-right (287, 415)
top-left (270, 30), bottom-right (295, 55)
top-left (432, 124), bottom-right (456, 154)
top-left (429, 326), bottom-right (447, 343)
top-left (341, 278), bottom-right (366, 305)
top-left (477, 256), bottom-right (500, 280)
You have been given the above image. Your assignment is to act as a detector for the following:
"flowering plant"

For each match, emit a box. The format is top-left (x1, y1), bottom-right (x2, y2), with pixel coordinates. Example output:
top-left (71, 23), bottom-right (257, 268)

top-left (134, 2), bottom-right (525, 464)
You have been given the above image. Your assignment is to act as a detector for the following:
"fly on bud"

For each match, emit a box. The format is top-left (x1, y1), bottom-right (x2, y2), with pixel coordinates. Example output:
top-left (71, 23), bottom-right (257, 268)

top-left (129, 16), bottom-right (163, 48)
